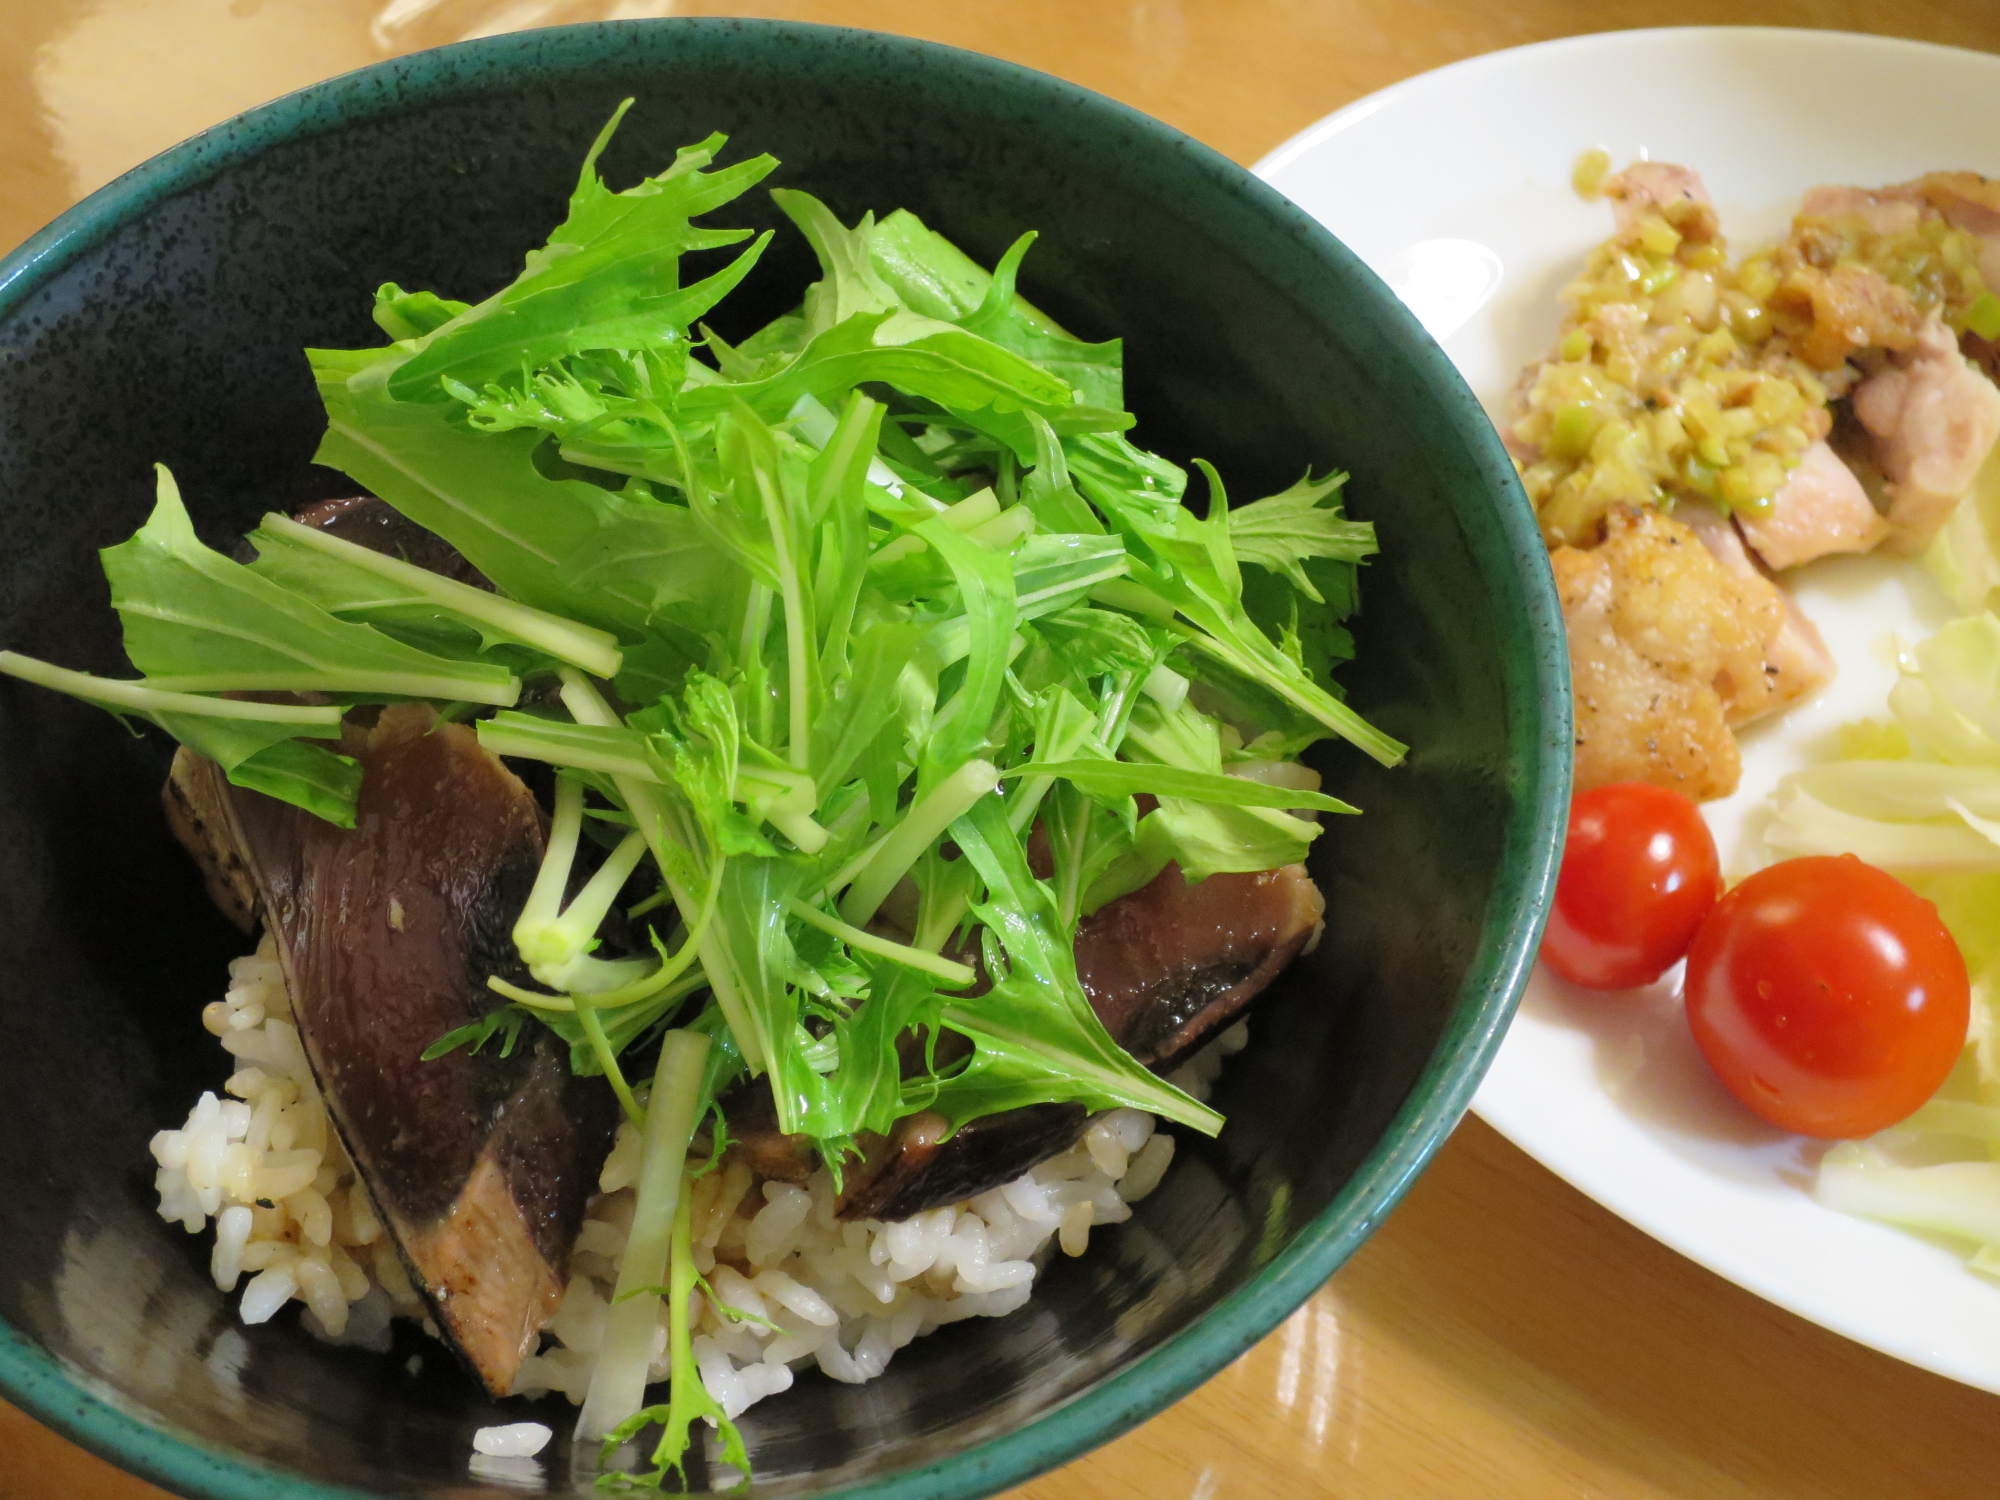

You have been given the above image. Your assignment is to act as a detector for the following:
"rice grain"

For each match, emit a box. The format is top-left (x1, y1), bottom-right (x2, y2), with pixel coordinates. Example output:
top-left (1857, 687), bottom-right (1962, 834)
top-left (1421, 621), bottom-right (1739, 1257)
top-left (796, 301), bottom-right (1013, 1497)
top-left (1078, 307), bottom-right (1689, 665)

top-left (161, 932), bottom-right (1235, 1431)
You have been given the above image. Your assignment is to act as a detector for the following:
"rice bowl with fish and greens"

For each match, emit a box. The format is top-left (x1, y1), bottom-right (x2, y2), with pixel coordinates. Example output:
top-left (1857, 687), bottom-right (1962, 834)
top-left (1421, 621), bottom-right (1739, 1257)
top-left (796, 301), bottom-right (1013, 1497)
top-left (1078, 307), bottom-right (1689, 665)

top-left (5, 102), bottom-right (1401, 1487)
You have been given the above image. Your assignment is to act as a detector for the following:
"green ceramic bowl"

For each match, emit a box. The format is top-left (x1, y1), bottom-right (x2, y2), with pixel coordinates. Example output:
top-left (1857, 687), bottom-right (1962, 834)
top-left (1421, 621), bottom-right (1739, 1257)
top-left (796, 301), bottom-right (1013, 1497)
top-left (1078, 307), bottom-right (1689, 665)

top-left (0, 18), bottom-right (1566, 1498)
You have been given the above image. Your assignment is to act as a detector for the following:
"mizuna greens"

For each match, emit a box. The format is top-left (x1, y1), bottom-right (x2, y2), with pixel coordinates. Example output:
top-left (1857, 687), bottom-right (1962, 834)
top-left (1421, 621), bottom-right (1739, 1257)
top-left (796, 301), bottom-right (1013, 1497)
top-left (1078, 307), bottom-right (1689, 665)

top-left (0, 105), bottom-right (1399, 1484)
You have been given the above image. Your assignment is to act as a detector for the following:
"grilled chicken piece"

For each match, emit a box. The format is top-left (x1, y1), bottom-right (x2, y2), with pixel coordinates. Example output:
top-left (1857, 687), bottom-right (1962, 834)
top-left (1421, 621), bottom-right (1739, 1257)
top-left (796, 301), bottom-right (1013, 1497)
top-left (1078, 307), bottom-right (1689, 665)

top-left (1769, 263), bottom-right (1926, 371)
top-left (1912, 173), bottom-right (2000, 289)
top-left (1852, 319), bottom-right (2000, 554)
top-left (1768, 184), bottom-right (1932, 372)
top-left (736, 860), bottom-right (1325, 1223)
top-left (1603, 162), bottom-right (1714, 237)
top-left (1778, 182), bottom-right (2000, 553)
top-left (1867, 172), bottom-right (2000, 289)
top-left (1556, 504), bottom-right (1792, 800)
top-left (1735, 440), bottom-right (1887, 570)
top-left (165, 706), bottom-right (614, 1395)
top-left (1797, 184), bottom-right (1925, 238)
top-left (1788, 176), bottom-right (2000, 369)
top-left (1676, 502), bottom-right (1836, 725)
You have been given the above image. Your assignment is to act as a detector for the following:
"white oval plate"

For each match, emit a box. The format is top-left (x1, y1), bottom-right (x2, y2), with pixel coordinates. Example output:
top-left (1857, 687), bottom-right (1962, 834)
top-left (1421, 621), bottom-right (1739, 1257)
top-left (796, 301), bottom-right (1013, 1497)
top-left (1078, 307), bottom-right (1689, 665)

top-left (1259, 26), bottom-right (2000, 1392)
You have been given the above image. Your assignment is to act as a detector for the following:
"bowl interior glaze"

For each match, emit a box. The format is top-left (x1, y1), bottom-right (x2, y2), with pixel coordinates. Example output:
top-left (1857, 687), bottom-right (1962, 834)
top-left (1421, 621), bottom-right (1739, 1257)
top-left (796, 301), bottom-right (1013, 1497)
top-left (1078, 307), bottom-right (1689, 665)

top-left (0, 20), bottom-right (1566, 1499)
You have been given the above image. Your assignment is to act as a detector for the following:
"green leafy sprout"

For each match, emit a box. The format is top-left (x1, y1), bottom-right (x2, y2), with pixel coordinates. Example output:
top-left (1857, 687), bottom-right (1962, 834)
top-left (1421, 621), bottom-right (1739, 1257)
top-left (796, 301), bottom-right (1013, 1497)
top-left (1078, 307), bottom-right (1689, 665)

top-left (0, 103), bottom-right (1402, 1488)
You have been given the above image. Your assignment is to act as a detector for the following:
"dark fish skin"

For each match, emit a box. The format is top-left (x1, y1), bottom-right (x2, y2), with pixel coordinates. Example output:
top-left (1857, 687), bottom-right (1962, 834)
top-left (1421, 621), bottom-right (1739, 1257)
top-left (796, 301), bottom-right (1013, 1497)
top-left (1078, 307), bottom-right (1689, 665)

top-left (167, 706), bottom-right (615, 1395)
top-left (288, 494), bottom-right (495, 590)
top-left (162, 763), bottom-right (260, 934)
top-left (1073, 860), bottom-right (1326, 1074)
top-left (729, 861), bottom-right (1326, 1222)
top-left (720, 1088), bottom-right (1092, 1225)
top-left (833, 1104), bottom-right (1090, 1225)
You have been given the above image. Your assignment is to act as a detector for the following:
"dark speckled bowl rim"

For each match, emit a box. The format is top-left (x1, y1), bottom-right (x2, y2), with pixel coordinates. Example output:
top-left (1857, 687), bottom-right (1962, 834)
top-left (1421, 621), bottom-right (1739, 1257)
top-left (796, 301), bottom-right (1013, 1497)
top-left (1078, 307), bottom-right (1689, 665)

top-left (0, 18), bottom-right (1569, 1500)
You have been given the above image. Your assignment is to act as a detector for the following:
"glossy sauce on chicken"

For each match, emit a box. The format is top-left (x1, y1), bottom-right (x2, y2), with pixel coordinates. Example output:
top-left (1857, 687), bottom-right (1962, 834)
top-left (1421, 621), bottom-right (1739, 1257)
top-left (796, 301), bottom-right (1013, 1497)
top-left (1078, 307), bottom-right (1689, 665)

top-left (1517, 161), bottom-right (2000, 800)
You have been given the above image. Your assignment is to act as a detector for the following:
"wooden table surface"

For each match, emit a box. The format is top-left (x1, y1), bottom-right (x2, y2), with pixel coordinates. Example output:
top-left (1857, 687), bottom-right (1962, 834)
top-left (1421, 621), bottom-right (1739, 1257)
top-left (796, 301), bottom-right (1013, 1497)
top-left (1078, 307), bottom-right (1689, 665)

top-left (7, 1), bottom-right (2000, 1495)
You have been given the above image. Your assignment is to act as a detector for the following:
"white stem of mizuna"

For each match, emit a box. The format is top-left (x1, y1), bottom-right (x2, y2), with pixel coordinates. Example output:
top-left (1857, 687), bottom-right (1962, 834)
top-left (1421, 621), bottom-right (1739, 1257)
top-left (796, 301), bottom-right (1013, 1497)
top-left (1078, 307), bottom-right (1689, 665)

top-left (557, 668), bottom-right (770, 1079)
top-left (256, 511), bottom-right (624, 678)
top-left (576, 1028), bottom-right (711, 1441)
top-left (838, 758), bottom-right (1000, 928)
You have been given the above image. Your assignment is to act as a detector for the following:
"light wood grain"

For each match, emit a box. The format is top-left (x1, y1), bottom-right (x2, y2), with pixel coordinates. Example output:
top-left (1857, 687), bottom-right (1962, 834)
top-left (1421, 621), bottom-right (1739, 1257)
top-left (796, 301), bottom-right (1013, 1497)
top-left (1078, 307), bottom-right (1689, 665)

top-left (5, 3), bottom-right (2000, 1497)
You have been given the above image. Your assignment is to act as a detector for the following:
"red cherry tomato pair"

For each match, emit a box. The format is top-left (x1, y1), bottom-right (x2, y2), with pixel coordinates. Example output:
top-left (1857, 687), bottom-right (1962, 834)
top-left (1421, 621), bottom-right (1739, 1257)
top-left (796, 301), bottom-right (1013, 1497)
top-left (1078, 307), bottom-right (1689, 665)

top-left (1541, 782), bottom-right (1970, 1139)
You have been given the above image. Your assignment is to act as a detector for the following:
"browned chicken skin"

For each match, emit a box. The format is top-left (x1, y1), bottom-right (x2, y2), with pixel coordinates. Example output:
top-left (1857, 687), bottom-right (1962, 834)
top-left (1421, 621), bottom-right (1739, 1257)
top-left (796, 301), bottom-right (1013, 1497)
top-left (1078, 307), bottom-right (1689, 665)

top-left (1768, 262), bottom-right (1927, 371)
top-left (1672, 502), bottom-right (1836, 725)
top-left (1555, 504), bottom-right (1813, 800)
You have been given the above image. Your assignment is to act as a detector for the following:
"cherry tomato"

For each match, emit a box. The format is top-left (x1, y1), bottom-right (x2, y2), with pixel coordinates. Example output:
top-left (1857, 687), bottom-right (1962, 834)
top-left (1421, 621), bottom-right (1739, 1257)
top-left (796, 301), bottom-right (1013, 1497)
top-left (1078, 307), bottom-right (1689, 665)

top-left (1541, 782), bottom-right (1721, 989)
top-left (1684, 855), bottom-right (1969, 1139)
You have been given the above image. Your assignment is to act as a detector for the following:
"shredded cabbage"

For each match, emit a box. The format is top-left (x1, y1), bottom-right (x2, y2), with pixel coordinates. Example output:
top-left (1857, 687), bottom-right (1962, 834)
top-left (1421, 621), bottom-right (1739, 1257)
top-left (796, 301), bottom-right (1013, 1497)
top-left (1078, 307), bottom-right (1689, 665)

top-left (1767, 599), bottom-right (2000, 1276)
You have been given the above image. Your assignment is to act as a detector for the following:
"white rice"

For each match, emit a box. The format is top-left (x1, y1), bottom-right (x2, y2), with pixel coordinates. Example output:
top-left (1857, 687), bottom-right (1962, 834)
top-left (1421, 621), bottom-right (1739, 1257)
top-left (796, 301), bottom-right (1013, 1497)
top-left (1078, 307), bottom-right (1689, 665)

top-left (473, 1422), bottom-right (553, 1457)
top-left (154, 932), bottom-right (1247, 1423)
top-left (518, 1024), bottom-right (1244, 1419)
top-left (149, 933), bottom-right (425, 1345)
